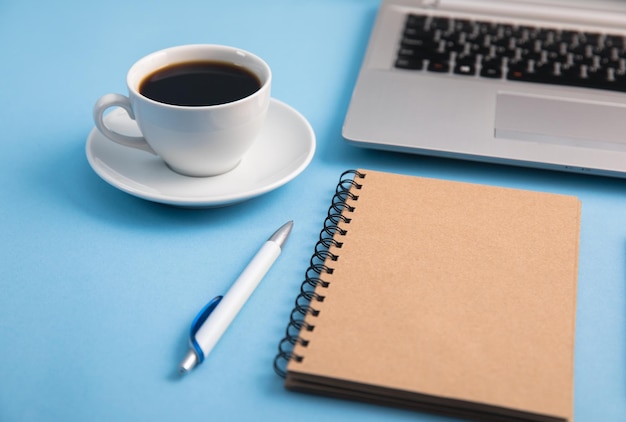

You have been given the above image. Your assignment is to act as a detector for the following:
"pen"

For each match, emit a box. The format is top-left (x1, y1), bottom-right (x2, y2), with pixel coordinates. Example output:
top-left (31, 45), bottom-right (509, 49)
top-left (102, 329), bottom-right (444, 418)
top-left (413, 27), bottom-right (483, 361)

top-left (178, 220), bottom-right (293, 374)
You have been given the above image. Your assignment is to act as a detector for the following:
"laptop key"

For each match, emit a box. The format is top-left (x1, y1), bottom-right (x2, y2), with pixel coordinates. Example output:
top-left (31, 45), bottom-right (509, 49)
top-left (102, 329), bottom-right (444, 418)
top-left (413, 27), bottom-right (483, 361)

top-left (534, 61), bottom-right (559, 83)
top-left (454, 56), bottom-right (476, 75)
top-left (401, 37), bottom-right (438, 51)
top-left (586, 67), bottom-right (607, 86)
top-left (453, 18), bottom-right (473, 33)
top-left (404, 26), bottom-right (435, 40)
top-left (560, 64), bottom-right (585, 83)
top-left (605, 35), bottom-right (625, 49)
top-left (430, 16), bottom-right (451, 31)
top-left (611, 70), bottom-right (626, 91)
top-left (428, 58), bottom-right (450, 73)
top-left (480, 57), bottom-right (503, 78)
top-left (405, 14), bottom-right (428, 29)
top-left (507, 60), bottom-right (531, 81)
top-left (395, 57), bottom-right (424, 70)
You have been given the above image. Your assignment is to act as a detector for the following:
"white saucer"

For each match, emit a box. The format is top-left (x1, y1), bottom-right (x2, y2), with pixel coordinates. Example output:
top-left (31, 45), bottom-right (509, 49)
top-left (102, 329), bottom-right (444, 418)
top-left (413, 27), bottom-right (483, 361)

top-left (86, 99), bottom-right (316, 207)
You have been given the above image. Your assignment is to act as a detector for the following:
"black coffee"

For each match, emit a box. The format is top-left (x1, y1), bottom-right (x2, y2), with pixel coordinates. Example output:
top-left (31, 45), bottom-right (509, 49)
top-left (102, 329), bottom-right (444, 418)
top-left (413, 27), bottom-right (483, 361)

top-left (139, 60), bottom-right (262, 106)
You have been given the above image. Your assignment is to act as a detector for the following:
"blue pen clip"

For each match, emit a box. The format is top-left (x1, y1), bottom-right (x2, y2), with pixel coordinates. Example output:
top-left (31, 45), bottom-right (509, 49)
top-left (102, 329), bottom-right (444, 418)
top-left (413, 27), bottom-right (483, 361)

top-left (189, 295), bottom-right (223, 364)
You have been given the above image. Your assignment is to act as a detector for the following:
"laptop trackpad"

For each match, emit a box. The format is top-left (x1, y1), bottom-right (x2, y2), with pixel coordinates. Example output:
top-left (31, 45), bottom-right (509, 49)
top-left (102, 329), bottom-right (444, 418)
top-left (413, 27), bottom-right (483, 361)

top-left (494, 92), bottom-right (626, 150)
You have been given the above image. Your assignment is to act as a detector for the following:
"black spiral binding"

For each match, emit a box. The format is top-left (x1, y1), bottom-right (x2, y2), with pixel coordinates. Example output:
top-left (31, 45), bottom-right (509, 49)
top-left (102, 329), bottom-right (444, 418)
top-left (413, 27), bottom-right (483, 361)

top-left (273, 170), bottom-right (365, 378)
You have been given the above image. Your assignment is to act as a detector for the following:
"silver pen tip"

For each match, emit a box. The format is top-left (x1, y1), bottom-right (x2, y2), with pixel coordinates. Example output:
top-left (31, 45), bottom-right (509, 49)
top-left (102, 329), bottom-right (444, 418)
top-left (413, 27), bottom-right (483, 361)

top-left (179, 350), bottom-right (198, 374)
top-left (268, 221), bottom-right (293, 249)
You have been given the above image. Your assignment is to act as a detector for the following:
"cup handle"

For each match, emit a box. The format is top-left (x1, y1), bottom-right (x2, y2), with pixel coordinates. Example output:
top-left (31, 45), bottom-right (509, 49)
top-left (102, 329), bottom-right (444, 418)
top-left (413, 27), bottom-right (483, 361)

top-left (93, 93), bottom-right (156, 155)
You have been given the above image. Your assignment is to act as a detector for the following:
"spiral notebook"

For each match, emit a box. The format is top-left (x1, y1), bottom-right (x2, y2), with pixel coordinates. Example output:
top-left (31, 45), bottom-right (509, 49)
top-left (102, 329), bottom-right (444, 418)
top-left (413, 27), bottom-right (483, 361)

top-left (274, 169), bottom-right (581, 422)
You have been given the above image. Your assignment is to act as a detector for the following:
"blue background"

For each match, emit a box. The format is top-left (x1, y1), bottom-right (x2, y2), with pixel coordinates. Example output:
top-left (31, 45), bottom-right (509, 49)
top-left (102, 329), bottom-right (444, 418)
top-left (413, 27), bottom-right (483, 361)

top-left (1, 1), bottom-right (625, 421)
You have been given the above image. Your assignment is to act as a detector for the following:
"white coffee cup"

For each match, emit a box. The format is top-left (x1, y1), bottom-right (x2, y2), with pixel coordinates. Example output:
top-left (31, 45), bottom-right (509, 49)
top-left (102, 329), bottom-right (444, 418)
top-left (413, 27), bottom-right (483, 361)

top-left (93, 44), bottom-right (271, 177)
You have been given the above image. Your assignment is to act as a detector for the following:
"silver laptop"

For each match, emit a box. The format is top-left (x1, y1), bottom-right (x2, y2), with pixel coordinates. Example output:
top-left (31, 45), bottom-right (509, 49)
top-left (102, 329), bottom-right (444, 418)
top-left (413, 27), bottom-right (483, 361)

top-left (343, 0), bottom-right (626, 177)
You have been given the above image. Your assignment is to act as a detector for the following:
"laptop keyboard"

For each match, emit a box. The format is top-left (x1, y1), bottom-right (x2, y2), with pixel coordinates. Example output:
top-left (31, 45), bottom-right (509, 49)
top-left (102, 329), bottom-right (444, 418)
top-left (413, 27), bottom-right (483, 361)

top-left (395, 13), bottom-right (626, 92)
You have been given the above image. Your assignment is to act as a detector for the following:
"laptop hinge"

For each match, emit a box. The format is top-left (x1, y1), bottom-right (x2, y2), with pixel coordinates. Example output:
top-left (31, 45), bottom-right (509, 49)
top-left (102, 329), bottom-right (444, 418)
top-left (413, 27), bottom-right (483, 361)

top-left (430, 0), bottom-right (626, 29)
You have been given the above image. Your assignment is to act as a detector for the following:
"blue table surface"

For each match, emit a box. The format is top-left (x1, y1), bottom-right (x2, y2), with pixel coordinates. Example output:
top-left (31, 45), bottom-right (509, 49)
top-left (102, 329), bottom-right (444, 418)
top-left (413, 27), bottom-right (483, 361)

top-left (2, 1), bottom-right (626, 421)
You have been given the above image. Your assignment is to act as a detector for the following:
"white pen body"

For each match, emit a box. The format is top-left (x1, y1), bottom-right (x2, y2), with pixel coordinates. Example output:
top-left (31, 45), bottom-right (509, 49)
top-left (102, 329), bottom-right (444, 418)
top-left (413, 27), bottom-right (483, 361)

top-left (194, 240), bottom-right (281, 359)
